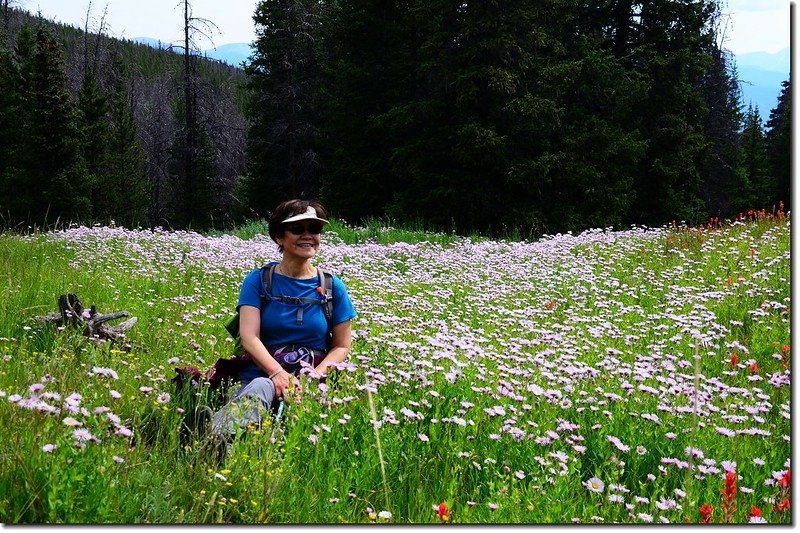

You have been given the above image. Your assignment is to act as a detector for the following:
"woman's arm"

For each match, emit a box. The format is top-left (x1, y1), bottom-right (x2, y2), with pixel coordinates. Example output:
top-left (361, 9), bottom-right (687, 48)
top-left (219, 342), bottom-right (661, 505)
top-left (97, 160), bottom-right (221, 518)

top-left (238, 305), bottom-right (295, 397)
top-left (315, 320), bottom-right (352, 375)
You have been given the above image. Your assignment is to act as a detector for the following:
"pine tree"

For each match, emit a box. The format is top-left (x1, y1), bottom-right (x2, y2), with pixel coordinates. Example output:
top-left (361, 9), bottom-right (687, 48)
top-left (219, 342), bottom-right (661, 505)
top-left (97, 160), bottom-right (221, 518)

top-left (518, 0), bottom-right (647, 234)
top-left (0, 26), bottom-right (20, 221)
top-left (242, 0), bottom-right (321, 217)
top-left (13, 21), bottom-right (93, 225)
top-left (77, 66), bottom-right (111, 220)
top-left (698, 42), bottom-right (742, 218)
top-left (733, 105), bottom-right (768, 213)
top-left (316, 0), bottom-right (416, 223)
top-left (628, 0), bottom-right (716, 226)
top-left (764, 79), bottom-right (790, 209)
top-left (104, 54), bottom-right (151, 227)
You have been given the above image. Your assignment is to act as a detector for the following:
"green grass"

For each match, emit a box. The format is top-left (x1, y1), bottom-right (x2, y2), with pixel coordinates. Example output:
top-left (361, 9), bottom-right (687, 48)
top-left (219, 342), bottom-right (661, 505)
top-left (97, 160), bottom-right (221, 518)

top-left (0, 211), bottom-right (790, 524)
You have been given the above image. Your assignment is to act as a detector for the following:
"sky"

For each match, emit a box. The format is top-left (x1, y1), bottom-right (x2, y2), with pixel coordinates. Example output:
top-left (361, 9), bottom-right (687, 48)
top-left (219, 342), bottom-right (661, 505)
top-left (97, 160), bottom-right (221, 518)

top-left (20, 0), bottom-right (793, 55)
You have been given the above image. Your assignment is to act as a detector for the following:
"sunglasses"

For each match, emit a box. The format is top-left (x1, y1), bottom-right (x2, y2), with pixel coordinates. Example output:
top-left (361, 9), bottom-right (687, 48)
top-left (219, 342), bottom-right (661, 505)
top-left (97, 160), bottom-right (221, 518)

top-left (285, 223), bottom-right (324, 235)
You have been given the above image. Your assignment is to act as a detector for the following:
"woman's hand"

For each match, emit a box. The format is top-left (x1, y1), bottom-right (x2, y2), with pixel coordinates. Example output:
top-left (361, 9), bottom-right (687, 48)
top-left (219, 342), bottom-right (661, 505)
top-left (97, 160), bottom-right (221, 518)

top-left (270, 369), bottom-right (300, 399)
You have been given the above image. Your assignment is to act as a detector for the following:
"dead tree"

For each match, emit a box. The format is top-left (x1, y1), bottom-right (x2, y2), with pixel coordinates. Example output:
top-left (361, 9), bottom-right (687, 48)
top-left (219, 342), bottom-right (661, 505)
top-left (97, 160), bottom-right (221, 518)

top-left (34, 293), bottom-right (138, 350)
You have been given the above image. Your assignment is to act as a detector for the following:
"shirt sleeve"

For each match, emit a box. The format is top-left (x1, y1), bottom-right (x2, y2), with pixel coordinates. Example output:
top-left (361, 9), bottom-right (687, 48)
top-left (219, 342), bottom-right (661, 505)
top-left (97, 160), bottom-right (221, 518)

top-left (236, 269), bottom-right (264, 310)
top-left (331, 275), bottom-right (357, 325)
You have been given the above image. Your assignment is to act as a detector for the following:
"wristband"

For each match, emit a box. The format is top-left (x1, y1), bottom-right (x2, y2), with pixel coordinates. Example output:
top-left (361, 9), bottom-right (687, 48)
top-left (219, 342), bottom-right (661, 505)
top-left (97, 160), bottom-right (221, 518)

top-left (268, 369), bottom-right (285, 379)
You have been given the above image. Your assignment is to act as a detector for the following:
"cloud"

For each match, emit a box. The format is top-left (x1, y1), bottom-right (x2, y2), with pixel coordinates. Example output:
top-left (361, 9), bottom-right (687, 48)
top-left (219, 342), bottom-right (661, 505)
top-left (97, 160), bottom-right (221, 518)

top-left (726, 0), bottom-right (790, 12)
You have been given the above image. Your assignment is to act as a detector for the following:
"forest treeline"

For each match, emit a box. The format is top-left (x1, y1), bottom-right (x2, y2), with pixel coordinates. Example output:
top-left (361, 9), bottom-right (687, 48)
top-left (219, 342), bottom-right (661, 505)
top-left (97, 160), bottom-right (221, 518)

top-left (0, 2), bottom-right (791, 237)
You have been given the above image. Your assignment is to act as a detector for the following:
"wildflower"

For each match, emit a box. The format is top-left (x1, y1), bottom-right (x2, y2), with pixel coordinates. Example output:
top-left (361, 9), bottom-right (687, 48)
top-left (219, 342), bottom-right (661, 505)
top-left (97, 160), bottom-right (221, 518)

top-left (722, 470), bottom-right (737, 502)
top-left (329, 498), bottom-right (340, 504)
top-left (607, 435), bottom-right (630, 453)
top-left (488, 503), bottom-right (498, 511)
top-left (113, 455), bottom-right (125, 464)
top-left (114, 425), bottom-right (133, 438)
top-left (65, 392), bottom-right (82, 403)
top-left (514, 470), bottom-right (525, 480)
top-left (417, 433), bottom-right (429, 442)
top-left (584, 477), bottom-right (604, 493)
top-left (748, 516), bottom-right (768, 523)
top-left (748, 506), bottom-right (763, 519)
top-left (730, 353), bottom-right (738, 368)
top-left (637, 513), bottom-right (653, 523)
top-left (156, 392), bottom-right (171, 404)
top-left (715, 426), bottom-right (736, 437)
top-left (91, 367), bottom-right (119, 379)
top-left (73, 428), bottom-right (98, 443)
top-left (685, 446), bottom-right (704, 460)
top-left (699, 503), bottom-right (713, 523)
top-left (42, 444), bottom-right (56, 453)
top-left (436, 502), bottom-right (450, 522)
top-left (62, 417), bottom-right (82, 427)
top-left (655, 498), bottom-right (677, 511)
top-left (110, 390), bottom-right (122, 399)
top-left (378, 510), bottom-right (392, 520)
top-left (749, 361), bottom-right (759, 374)
top-left (779, 469), bottom-right (790, 489)
top-left (636, 445), bottom-right (647, 455)
top-left (773, 498), bottom-right (790, 513)
top-left (608, 494), bottom-right (624, 504)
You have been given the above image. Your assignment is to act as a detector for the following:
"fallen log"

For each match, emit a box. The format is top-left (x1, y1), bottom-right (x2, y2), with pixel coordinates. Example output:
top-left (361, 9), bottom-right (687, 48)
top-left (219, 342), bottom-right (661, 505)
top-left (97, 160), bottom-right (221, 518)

top-left (34, 293), bottom-right (138, 350)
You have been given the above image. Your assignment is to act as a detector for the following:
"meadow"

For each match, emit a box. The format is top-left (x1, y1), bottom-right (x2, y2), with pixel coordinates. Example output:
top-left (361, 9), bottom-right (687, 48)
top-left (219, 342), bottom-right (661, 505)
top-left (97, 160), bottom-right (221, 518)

top-left (0, 208), bottom-right (790, 524)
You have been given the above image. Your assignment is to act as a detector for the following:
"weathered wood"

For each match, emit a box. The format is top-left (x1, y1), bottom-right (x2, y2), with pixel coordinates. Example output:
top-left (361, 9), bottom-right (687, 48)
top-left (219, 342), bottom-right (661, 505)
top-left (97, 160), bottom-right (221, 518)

top-left (58, 294), bottom-right (83, 327)
top-left (33, 294), bottom-right (138, 351)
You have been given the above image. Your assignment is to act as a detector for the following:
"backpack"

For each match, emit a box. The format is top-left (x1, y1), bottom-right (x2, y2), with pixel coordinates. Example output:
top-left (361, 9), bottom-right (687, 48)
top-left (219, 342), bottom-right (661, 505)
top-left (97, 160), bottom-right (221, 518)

top-left (224, 263), bottom-right (335, 356)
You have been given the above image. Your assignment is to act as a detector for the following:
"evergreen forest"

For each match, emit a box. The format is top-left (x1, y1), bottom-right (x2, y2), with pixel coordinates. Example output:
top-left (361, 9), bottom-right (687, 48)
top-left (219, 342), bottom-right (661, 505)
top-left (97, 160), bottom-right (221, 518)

top-left (0, 1), bottom-right (791, 237)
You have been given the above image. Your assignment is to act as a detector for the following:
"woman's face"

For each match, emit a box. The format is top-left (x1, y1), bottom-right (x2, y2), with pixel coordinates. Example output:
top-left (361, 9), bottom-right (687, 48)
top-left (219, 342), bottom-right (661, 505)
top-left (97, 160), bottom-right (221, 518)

top-left (277, 221), bottom-right (323, 260)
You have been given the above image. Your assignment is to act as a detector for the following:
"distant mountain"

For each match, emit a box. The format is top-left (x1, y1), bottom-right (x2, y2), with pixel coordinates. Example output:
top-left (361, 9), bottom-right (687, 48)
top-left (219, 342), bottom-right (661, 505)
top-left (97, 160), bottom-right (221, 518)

top-left (200, 43), bottom-right (252, 67)
top-left (734, 48), bottom-right (790, 73)
top-left (733, 48), bottom-right (790, 124)
top-left (133, 37), bottom-right (252, 67)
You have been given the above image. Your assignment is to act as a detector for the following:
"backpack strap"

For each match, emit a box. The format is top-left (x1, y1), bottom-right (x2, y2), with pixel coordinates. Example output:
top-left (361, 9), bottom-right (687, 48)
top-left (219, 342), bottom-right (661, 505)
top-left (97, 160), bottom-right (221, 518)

top-left (316, 266), bottom-right (334, 325)
top-left (316, 266), bottom-right (335, 350)
top-left (262, 263), bottom-right (276, 299)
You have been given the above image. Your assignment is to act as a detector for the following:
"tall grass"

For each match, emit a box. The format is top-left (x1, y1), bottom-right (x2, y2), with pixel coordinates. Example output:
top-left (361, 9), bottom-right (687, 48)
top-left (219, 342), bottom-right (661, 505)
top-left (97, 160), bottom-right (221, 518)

top-left (0, 209), bottom-right (790, 523)
top-left (216, 216), bottom-right (473, 246)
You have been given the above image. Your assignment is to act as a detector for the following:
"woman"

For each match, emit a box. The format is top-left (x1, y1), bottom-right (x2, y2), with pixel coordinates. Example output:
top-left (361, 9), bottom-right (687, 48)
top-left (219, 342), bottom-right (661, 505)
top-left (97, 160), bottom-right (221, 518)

top-left (209, 199), bottom-right (357, 437)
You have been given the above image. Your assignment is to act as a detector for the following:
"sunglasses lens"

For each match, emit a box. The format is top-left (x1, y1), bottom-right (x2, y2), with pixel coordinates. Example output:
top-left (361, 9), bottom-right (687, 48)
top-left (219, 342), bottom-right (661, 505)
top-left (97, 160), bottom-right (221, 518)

top-left (286, 223), bottom-right (323, 235)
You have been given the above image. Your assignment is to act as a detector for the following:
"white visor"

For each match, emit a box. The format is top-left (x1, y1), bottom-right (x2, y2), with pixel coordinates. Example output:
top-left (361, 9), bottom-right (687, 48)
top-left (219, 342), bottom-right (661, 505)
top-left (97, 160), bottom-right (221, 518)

top-left (281, 206), bottom-right (329, 225)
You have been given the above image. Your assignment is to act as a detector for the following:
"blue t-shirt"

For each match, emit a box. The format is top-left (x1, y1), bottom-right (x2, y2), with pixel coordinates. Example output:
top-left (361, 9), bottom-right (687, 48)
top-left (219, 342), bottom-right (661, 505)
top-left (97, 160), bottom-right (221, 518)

top-left (236, 265), bottom-right (357, 381)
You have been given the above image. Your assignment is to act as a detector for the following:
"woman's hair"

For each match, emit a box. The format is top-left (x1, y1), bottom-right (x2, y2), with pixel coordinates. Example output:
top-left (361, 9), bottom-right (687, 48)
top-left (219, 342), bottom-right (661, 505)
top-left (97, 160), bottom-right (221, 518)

top-left (268, 199), bottom-right (329, 250)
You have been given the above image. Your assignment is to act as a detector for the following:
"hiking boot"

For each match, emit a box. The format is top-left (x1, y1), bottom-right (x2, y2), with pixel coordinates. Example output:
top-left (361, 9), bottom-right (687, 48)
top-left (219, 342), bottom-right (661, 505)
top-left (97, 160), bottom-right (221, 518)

top-left (194, 405), bottom-right (214, 437)
top-left (204, 432), bottom-right (233, 465)
top-left (180, 405), bottom-right (214, 446)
